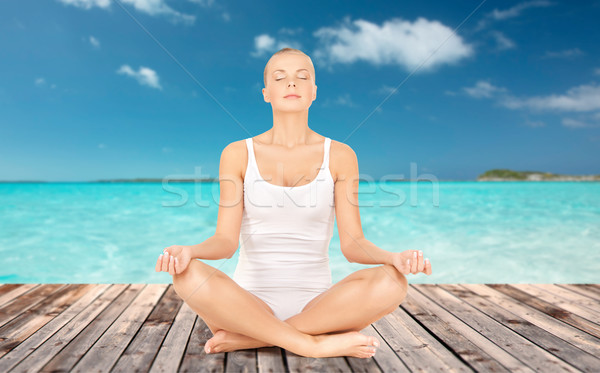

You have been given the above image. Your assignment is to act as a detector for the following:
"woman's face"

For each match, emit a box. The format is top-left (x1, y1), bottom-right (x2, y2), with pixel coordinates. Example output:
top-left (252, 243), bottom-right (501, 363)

top-left (262, 53), bottom-right (317, 112)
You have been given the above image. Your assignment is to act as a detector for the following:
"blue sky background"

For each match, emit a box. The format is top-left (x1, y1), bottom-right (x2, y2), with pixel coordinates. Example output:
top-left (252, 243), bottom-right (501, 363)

top-left (1, 0), bottom-right (599, 182)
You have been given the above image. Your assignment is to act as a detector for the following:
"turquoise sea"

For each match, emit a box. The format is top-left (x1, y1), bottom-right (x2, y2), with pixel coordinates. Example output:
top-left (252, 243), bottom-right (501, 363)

top-left (1, 181), bottom-right (599, 284)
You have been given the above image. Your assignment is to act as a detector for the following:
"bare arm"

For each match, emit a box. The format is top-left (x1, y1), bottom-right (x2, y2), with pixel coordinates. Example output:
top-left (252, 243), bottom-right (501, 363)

top-left (333, 142), bottom-right (432, 275)
top-left (191, 141), bottom-right (245, 260)
top-left (333, 142), bottom-right (394, 265)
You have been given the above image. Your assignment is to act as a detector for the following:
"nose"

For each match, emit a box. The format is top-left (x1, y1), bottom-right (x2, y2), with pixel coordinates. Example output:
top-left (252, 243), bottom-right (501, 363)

top-left (287, 80), bottom-right (295, 87)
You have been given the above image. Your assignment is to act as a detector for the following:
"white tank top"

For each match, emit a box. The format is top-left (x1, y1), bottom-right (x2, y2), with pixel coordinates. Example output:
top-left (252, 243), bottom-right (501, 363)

top-left (232, 137), bottom-right (335, 290)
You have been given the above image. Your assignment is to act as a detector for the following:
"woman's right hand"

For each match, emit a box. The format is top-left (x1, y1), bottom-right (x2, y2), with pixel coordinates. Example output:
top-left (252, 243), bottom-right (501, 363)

top-left (155, 245), bottom-right (192, 275)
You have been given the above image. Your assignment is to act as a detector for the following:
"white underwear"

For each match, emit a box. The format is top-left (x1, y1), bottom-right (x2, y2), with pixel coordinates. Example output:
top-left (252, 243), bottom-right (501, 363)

top-left (245, 286), bottom-right (331, 321)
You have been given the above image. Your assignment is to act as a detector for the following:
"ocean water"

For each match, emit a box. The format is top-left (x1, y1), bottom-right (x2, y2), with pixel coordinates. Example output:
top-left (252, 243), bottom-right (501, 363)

top-left (0, 181), bottom-right (598, 284)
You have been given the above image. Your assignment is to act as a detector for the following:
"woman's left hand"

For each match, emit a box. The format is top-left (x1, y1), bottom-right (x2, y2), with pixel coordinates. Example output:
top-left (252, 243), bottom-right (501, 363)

top-left (391, 250), bottom-right (432, 275)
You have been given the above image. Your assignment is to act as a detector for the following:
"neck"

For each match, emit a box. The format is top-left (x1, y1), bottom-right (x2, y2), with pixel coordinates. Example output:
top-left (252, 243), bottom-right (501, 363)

top-left (269, 109), bottom-right (312, 147)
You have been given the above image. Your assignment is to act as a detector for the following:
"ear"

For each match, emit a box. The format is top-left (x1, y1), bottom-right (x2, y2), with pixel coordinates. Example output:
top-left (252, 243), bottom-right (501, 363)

top-left (262, 87), bottom-right (270, 103)
top-left (312, 85), bottom-right (317, 101)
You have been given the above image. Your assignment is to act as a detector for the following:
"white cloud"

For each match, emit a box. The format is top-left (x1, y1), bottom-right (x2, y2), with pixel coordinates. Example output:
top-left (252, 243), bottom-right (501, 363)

top-left (542, 48), bottom-right (584, 59)
top-left (476, 1), bottom-right (555, 30)
top-left (524, 120), bottom-right (546, 127)
top-left (98, 143), bottom-right (107, 149)
top-left (221, 12), bottom-right (230, 22)
top-left (463, 79), bottom-right (600, 128)
top-left (312, 17), bottom-right (474, 72)
top-left (251, 33), bottom-right (301, 57)
top-left (34, 77), bottom-right (57, 89)
top-left (57, 0), bottom-right (195, 25)
top-left (89, 35), bottom-right (100, 48)
top-left (58, 0), bottom-right (110, 9)
top-left (594, 68), bottom-right (600, 76)
top-left (321, 93), bottom-right (356, 108)
top-left (463, 80), bottom-right (507, 99)
top-left (188, 0), bottom-right (214, 7)
top-left (278, 27), bottom-right (303, 36)
top-left (490, 0), bottom-right (554, 20)
top-left (501, 83), bottom-right (600, 112)
top-left (117, 65), bottom-right (162, 90)
top-left (377, 85), bottom-right (398, 95)
top-left (561, 118), bottom-right (588, 128)
top-left (490, 31), bottom-right (515, 50)
top-left (560, 113), bottom-right (600, 128)
top-left (333, 94), bottom-right (355, 107)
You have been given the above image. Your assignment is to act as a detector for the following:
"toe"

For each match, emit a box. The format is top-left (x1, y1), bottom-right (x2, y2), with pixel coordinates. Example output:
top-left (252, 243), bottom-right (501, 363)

top-left (369, 336), bottom-right (380, 347)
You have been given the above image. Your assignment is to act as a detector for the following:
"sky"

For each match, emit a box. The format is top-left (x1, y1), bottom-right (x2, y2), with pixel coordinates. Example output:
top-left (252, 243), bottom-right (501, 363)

top-left (1, 0), bottom-right (599, 182)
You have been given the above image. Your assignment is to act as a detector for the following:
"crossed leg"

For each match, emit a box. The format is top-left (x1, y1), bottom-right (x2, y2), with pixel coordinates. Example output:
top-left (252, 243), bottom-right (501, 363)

top-left (202, 263), bottom-right (408, 353)
top-left (172, 260), bottom-right (407, 357)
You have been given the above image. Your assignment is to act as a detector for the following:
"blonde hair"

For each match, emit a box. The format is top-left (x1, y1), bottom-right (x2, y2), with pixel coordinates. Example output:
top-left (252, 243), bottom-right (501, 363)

top-left (263, 47), bottom-right (315, 87)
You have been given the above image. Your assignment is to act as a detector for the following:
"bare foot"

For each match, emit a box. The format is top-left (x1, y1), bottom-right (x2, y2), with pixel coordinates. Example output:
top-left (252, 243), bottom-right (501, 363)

top-left (204, 330), bottom-right (274, 354)
top-left (312, 331), bottom-right (379, 358)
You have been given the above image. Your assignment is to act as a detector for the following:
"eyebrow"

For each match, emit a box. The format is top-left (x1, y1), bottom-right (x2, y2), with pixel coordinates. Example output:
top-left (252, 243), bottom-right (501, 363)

top-left (271, 68), bottom-right (310, 75)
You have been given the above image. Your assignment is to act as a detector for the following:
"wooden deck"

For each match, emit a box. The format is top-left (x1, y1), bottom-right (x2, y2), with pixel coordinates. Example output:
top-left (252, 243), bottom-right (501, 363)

top-left (0, 283), bottom-right (598, 372)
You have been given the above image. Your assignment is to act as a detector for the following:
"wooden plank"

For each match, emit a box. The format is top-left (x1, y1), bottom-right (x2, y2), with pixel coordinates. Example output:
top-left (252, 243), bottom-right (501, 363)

top-left (0, 284), bottom-right (90, 358)
top-left (557, 284), bottom-right (600, 302)
top-left (70, 284), bottom-right (168, 373)
top-left (363, 319), bottom-right (415, 372)
top-left (0, 285), bottom-right (38, 307)
top-left (345, 324), bottom-right (384, 373)
top-left (577, 284), bottom-right (600, 298)
top-left (112, 285), bottom-right (184, 373)
top-left (284, 350), bottom-right (350, 373)
top-left (225, 348), bottom-right (257, 372)
top-left (417, 284), bottom-right (579, 373)
top-left (179, 316), bottom-right (225, 373)
top-left (404, 286), bottom-right (522, 372)
top-left (8, 284), bottom-right (128, 373)
top-left (0, 285), bottom-right (16, 297)
top-left (0, 284), bottom-right (111, 372)
top-left (442, 284), bottom-right (600, 373)
top-left (149, 302), bottom-right (198, 373)
top-left (40, 284), bottom-right (145, 372)
top-left (0, 284), bottom-right (65, 328)
top-left (256, 346), bottom-right (287, 373)
top-left (462, 284), bottom-right (600, 358)
top-left (531, 284), bottom-right (600, 317)
top-left (371, 306), bottom-right (457, 372)
top-left (489, 284), bottom-right (600, 339)
top-left (387, 303), bottom-right (473, 372)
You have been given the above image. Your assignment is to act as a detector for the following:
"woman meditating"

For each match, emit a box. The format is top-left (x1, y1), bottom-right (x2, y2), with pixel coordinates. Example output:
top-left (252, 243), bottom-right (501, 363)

top-left (155, 47), bottom-right (432, 359)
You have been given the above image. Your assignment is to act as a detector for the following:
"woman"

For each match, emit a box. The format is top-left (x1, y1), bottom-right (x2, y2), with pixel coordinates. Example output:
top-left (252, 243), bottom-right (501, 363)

top-left (155, 47), bottom-right (432, 359)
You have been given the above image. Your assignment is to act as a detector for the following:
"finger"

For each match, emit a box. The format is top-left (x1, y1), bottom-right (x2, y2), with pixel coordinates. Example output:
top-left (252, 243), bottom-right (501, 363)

top-left (155, 255), bottom-right (162, 272)
top-left (405, 259), bottom-right (410, 274)
top-left (161, 253), bottom-right (169, 272)
top-left (411, 251), bottom-right (418, 274)
top-left (168, 255), bottom-right (175, 275)
top-left (425, 258), bottom-right (432, 275)
top-left (417, 250), bottom-right (424, 272)
top-left (174, 257), bottom-right (179, 274)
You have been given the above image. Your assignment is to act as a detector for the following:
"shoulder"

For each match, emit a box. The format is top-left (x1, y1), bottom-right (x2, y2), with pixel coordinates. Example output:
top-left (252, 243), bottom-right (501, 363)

top-left (329, 139), bottom-right (358, 182)
top-left (219, 139), bottom-right (248, 177)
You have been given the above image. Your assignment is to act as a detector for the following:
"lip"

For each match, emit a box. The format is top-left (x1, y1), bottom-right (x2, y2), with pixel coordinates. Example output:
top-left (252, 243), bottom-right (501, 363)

top-left (284, 94), bottom-right (301, 99)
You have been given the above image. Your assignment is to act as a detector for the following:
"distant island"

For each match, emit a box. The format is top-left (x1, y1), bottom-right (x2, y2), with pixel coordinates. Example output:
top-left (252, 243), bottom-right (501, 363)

top-left (477, 169), bottom-right (600, 181)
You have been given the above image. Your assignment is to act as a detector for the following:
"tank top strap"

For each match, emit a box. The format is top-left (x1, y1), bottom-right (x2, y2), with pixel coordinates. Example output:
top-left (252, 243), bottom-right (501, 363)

top-left (323, 137), bottom-right (331, 169)
top-left (245, 137), bottom-right (258, 177)
top-left (245, 137), bottom-right (255, 161)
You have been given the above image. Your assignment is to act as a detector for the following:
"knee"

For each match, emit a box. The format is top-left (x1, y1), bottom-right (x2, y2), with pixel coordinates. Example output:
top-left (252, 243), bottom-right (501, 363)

top-left (370, 264), bottom-right (408, 310)
top-left (172, 259), bottom-right (212, 300)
